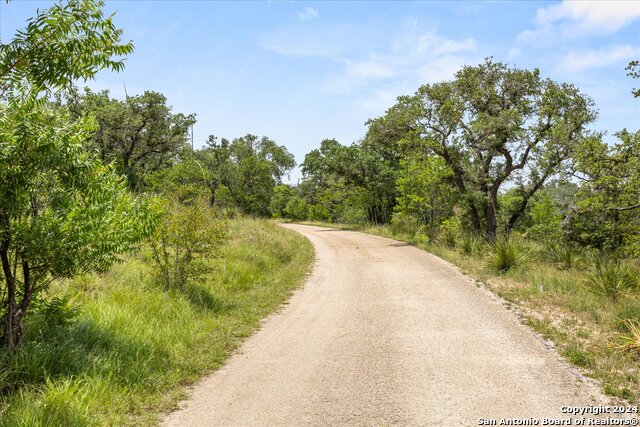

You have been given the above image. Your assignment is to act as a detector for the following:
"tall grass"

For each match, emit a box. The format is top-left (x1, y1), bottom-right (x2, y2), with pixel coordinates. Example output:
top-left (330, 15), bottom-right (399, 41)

top-left (583, 258), bottom-right (638, 302)
top-left (486, 236), bottom-right (531, 273)
top-left (459, 233), bottom-right (484, 256)
top-left (0, 217), bottom-right (313, 426)
top-left (540, 243), bottom-right (583, 270)
top-left (618, 320), bottom-right (640, 357)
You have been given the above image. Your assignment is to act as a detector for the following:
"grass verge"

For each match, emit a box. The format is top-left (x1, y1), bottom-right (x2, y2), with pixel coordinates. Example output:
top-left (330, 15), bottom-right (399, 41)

top-left (0, 217), bottom-right (314, 426)
top-left (300, 220), bottom-right (640, 404)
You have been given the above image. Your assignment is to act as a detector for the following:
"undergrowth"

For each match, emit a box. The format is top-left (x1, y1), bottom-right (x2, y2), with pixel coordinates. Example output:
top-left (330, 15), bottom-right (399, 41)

top-left (0, 217), bottom-right (313, 426)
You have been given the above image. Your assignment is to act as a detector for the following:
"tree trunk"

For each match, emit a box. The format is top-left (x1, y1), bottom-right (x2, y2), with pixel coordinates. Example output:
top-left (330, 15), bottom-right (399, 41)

top-left (485, 189), bottom-right (499, 240)
top-left (0, 244), bottom-right (21, 352)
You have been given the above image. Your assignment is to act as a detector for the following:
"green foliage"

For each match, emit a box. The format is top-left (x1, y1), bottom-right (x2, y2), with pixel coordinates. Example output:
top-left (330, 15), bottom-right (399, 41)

top-left (526, 193), bottom-right (564, 240)
top-left (0, 0), bottom-right (133, 96)
top-left (301, 138), bottom-right (397, 224)
top-left (270, 184), bottom-right (296, 218)
top-left (66, 88), bottom-right (196, 190)
top-left (569, 130), bottom-right (640, 255)
top-left (487, 236), bottom-right (531, 272)
top-left (436, 217), bottom-right (461, 248)
top-left (146, 158), bottom-right (211, 204)
top-left (0, 218), bottom-right (314, 426)
top-left (307, 204), bottom-right (331, 222)
top-left (395, 156), bottom-right (457, 227)
top-left (390, 212), bottom-right (421, 236)
top-left (199, 135), bottom-right (295, 216)
top-left (0, 99), bottom-right (161, 350)
top-left (283, 196), bottom-right (309, 221)
top-left (627, 60), bottom-right (640, 98)
top-left (618, 319), bottom-right (640, 357)
top-left (459, 233), bottom-right (484, 256)
top-left (367, 58), bottom-right (597, 239)
top-left (583, 258), bottom-right (638, 302)
top-left (148, 199), bottom-right (227, 290)
top-left (541, 243), bottom-right (582, 270)
top-left (0, 0), bottom-right (159, 351)
top-left (0, 0), bottom-right (161, 352)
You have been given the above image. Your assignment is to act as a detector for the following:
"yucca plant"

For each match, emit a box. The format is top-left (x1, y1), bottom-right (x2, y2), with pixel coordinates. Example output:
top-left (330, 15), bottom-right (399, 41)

top-left (541, 243), bottom-right (582, 270)
top-left (583, 259), bottom-right (638, 301)
top-left (486, 236), bottom-right (531, 273)
top-left (618, 319), bottom-right (640, 357)
top-left (459, 233), bottom-right (484, 255)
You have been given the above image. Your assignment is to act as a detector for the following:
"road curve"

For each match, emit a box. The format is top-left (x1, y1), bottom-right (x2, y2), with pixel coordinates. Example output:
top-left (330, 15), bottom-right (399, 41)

top-left (164, 224), bottom-right (610, 427)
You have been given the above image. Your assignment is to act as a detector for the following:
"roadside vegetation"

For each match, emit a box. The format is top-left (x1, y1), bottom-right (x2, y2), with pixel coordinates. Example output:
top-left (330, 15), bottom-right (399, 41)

top-left (0, 217), bottom-right (313, 426)
top-left (0, 1), bottom-right (311, 425)
top-left (276, 60), bottom-right (640, 402)
top-left (1, 0), bottom-right (639, 423)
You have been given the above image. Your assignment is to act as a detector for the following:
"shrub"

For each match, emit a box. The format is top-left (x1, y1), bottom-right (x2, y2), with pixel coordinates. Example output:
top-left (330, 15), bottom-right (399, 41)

top-left (149, 199), bottom-right (227, 290)
top-left (390, 212), bottom-right (421, 236)
top-left (436, 217), bottom-right (460, 248)
top-left (283, 196), bottom-right (309, 221)
top-left (541, 243), bottom-right (582, 270)
top-left (618, 319), bottom-right (640, 357)
top-left (486, 236), bottom-right (531, 272)
top-left (583, 258), bottom-right (638, 302)
top-left (459, 233), bottom-right (484, 255)
top-left (307, 204), bottom-right (331, 222)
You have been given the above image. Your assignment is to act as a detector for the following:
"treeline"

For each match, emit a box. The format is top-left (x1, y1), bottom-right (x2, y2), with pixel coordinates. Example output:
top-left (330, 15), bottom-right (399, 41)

top-left (2, 0), bottom-right (639, 357)
top-left (278, 59), bottom-right (640, 258)
top-left (0, 0), bottom-right (296, 353)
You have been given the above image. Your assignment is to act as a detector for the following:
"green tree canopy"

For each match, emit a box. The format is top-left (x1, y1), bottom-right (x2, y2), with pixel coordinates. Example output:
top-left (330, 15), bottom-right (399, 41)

top-left (369, 59), bottom-right (597, 238)
top-left (66, 87), bottom-right (196, 190)
top-left (0, 0), bottom-right (159, 351)
top-left (197, 134), bottom-right (295, 216)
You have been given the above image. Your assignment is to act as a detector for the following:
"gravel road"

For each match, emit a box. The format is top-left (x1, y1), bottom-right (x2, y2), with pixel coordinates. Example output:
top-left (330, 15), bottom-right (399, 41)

top-left (164, 224), bottom-right (612, 427)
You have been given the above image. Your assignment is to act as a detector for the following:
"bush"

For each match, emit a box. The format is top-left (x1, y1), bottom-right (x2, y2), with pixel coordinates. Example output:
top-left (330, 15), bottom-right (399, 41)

top-left (390, 212), bottom-right (421, 236)
top-left (307, 204), bottom-right (331, 222)
top-left (583, 258), bottom-right (638, 302)
top-left (149, 199), bottom-right (227, 290)
top-left (283, 196), bottom-right (309, 221)
top-left (459, 233), bottom-right (484, 255)
top-left (338, 205), bottom-right (367, 224)
top-left (618, 320), bottom-right (640, 357)
top-left (541, 243), bottom-right (582, 270)
top-left (486, 236), bottom-right (531, 272)
top-left (436, 217), bottom-right (460, 248)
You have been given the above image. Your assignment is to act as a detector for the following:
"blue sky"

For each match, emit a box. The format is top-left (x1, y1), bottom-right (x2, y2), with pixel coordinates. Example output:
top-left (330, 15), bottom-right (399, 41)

top-left (2, 1), bottom-right (639, 182)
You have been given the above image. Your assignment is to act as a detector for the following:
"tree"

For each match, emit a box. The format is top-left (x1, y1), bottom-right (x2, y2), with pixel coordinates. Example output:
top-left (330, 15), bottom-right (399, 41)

top-left (564, 61), bottom-right (640, 254)
top-left (394, 155), bottom-right (457, 227)
top-left (300, 138), bottom-right (397, 224)
top-left (199, 134), bottom-right (295, 216)
top-left (149, 199), bottom-right (226, 291)
top-left (626, 60), bottom-right (640, 98)
top-left (66, 88), bottom-right (196, 190)
top-left (373, 59), bottom-right (597, 239)
top-left (0, 0), bottom-right (159, 351)
top-left (568, 130), bottom-right (640, 254)
top-left (300, 139), bottom-right (361, 222)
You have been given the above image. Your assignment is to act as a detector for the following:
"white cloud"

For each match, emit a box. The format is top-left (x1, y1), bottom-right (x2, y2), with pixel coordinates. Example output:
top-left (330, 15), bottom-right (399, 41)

top-left (558, 44), bottom-right (640, 72)
top-left (536, 1), bottom-right (640, 33)
top-left (519, 0), bottom-right (640, 41)
top-left (507, 47), bottom-right (521, 58)
top-left (417, 56), bottom-right (470, 83)
top-left (410, 34), bottom-right (477, 57)
top-left (262, 23), bottom-right (479, 112)
top-left (299, 6), bottom-right (319, 21)
top-left (345, 60), bottom-right (395, 79)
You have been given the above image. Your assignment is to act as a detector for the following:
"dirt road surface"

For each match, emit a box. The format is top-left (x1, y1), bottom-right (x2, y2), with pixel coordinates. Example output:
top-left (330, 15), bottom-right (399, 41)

top-left (164, 224), bottom-right (612, 427)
